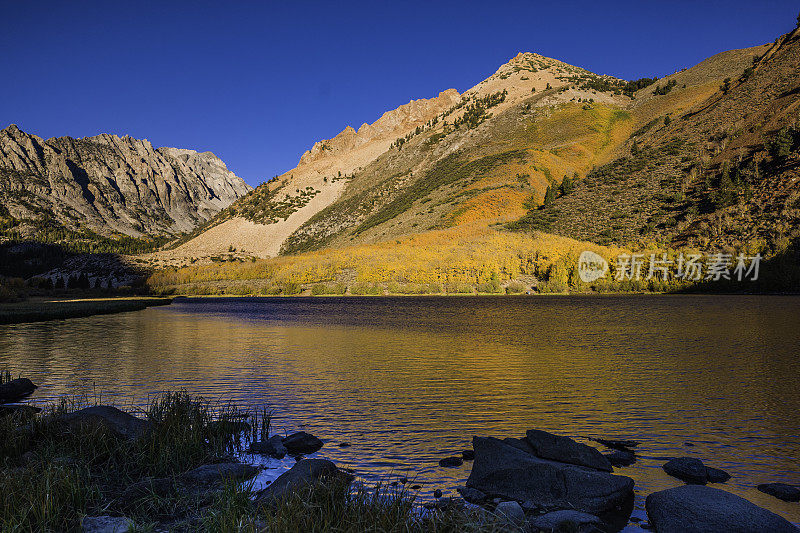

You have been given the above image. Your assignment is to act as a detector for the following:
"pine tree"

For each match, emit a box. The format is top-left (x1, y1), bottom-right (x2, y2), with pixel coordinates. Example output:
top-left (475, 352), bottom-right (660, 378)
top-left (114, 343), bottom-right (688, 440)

top-left (543, 185), bottom-right (556, 207)
top-left (715, 162), bottom-right (737, 208)
top-left (770, 127), bottom-right (793, 161)
top-left (560, 175), bottom-right (575, 195)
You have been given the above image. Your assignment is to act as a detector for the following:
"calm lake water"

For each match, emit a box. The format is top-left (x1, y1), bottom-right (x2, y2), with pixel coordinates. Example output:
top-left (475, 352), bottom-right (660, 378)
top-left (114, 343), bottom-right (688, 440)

top-left (1, 295), bottom-right (799, 526)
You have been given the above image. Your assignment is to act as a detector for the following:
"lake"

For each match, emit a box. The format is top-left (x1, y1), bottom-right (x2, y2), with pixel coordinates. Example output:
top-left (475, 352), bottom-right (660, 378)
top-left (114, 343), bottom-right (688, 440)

top-left (1, 295), bottom-right (798, 526)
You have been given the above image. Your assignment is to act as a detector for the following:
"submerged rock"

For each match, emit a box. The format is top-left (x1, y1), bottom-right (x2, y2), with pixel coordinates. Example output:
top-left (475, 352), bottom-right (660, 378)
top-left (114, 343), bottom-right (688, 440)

top-left (255, 459), bottom-right (352, 506)
top-left (662, 457), bottom-right (708, 485)
top-left (61, 406), bottom-right (150, 440)
top-left (590, 437), bottom-right (640, 451)
top-left (525, 429), bottom-right (612, 472)
top-left (0, 378), bottom-right (37, 402)
top-left (82, 515), bottom-right (132, 533)
top-left (462, 449), bottom-right (475, 460)
top-left (645, 485), bottom-right (798, 533)
top-left (466, 436), bottom-right (633, 514)
top-left (282, 431), bottom-right (323, 455)
top-left (439, 456), bottom-right (463, 467)
top-left (605, 449), bottom-right (636, 467)
top-left (529, 510), bottom-right (603, 532)
top-left (757, 482), bottom-right (800, 502)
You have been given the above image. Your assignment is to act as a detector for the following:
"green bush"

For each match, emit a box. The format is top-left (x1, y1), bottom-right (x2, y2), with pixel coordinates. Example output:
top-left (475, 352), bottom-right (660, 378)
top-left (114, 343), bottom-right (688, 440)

top-left (505, 281), bottom-right (527, 294)
top-left (311, 283), bottom-right (347, 295)
top-left (349, 283), bottom-right (383, 295)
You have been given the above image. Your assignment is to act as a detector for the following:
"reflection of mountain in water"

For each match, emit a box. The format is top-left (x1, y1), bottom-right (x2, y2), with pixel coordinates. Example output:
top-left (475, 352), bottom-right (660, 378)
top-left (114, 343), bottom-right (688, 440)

top-left (0, 295), bottom-right (798, 521)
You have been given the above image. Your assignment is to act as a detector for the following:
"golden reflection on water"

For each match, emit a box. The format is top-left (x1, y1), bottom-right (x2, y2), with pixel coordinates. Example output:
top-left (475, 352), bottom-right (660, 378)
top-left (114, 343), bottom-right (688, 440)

top-left (0, 295), bottom-right (798, 522)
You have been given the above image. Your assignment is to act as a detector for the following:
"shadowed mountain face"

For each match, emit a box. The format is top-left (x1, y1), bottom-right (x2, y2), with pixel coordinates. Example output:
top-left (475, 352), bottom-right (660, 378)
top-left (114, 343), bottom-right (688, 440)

top-left (0, 125), bottom-right (251, 239)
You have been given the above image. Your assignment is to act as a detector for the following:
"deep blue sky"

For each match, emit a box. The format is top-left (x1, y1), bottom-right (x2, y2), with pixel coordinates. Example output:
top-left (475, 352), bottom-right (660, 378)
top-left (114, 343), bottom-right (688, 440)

top-left (1, 1), bottom-right (797, 186)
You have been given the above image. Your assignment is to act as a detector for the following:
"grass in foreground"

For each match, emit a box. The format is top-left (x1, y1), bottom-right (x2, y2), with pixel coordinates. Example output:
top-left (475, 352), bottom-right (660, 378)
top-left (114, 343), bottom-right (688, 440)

top-left (0, 392), bottom-right (247, 531)
top-left (203, 479), bottom-right (507, 533)
top-left (0, 393), bottom-right (507, 532)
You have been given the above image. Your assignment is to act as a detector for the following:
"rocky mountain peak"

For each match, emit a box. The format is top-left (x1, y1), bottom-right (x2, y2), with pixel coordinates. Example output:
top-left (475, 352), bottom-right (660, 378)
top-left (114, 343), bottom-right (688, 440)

top-left (0, 125), bottom-right (251, 238)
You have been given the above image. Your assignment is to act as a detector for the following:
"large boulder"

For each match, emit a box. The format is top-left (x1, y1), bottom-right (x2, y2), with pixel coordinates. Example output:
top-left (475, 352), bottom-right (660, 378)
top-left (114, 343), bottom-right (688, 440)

top-left (0, 378), bottom-right (37, 402)
top-left (180, 463), bottom-right (258, 485)
top-left (645, 485), bottom-right (798, 533)
top-left (525, 430), bottom-right (612, 472)
top-left (466, 436), bottom-right (633, 514)
top-left (758, 483), bottom-right (800, 502)
top-left (61, 406), bottom-right (150, 440)
top-left (282, 431), bottom-right (324, 455)
top-left (254, 459), bottom-right (352, 506)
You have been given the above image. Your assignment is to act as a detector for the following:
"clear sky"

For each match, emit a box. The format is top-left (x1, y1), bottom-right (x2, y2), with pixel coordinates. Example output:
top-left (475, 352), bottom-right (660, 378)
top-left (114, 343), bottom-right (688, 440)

top-left (2, 1), bottom-right (797, 186)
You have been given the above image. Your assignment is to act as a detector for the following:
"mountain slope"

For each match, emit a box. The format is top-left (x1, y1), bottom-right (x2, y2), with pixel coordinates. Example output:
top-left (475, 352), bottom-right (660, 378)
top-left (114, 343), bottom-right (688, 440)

top-left (0, 125), bottom-right (251, 243)
top-left (155, 52), bottom-right (634, 263)
top-left (512, 28), bottom-right (798, 253)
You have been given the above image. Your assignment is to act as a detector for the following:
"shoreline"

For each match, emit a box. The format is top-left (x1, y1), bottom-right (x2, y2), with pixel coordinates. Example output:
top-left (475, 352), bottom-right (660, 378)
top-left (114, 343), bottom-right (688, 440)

top-left (2, 391), bottom-right (798, 532)
top-left (0, 297), bottom-right (172, 325)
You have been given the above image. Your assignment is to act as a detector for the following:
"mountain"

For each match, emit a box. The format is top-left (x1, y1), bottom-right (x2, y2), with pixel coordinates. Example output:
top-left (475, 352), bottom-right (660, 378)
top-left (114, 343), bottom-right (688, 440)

top-left (0, 125), bottom-right (251, 246)
top-left (155, 51), bottom-right (637, 263)
top-left (514, 29), bottom-right (799, 254)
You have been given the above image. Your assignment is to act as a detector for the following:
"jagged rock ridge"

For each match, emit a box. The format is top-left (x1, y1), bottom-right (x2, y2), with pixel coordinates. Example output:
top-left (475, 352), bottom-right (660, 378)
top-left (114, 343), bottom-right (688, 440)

top-left (0, 125), bottom-right (251, 237)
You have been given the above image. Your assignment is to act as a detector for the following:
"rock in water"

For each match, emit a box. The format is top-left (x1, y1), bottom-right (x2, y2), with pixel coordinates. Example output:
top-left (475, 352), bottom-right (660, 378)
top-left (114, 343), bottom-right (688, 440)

top-left (494, 501), bottom-right (524, 524)
top-left (590, 437), bottom-right (640, 451)
top-left (255, 459), bottom-right (352, 506)
top-left (0, 378), bottom-right (37, 402)
top-left (180, 463), bottom-right (258, 485)
top-left (529, 510), bottom-right (604, 532)
top-left (462, 449), bottom-right (475, 460)
top-left (439, 456), bottom-right (463, 467)
top-left (61, 406), bottom-right (150, 440)
top-left (249, 435), bottom-right (287, 458)
top-left (705, 466), bottom-right (731, 483)
top-left (645, 485), bottom-right (798, 533)
top-left (249, 440), bottom-right (278, 456)
top-left (662, 457), bottom-right (708, 484)
top-left (525, 429), bottom-right (612, 472)
top-left (82, 515), bottom-right (132, 533)
top-left (282, 431), bottom-right (324, 455)
top-left (757, 483), bottom-right (800, 502)
top-left (457, 486), bottom-right (487, 503)
top-left (605, 449), bottom-right (636, 467)
top-left (466, 436), bottom-right (633, 514)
